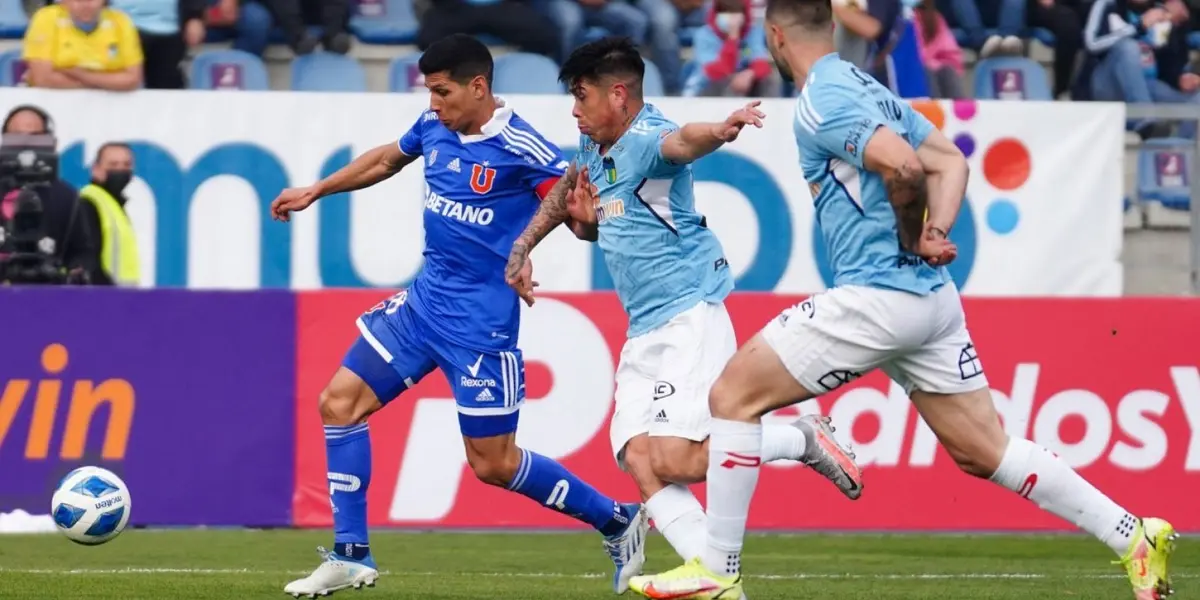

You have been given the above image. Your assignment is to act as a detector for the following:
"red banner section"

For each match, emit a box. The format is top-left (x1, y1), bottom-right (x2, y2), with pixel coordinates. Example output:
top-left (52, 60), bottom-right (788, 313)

top-left (294, 293), bottom-right (1200, 531)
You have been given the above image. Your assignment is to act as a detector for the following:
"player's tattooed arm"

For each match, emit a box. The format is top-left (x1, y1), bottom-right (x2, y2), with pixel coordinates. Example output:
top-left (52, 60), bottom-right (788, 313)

top-left (314, 142), bottom-right (417, 197)
top-left (507, 162), bottom-right (578, 274)
top-left (863, 127), bottom-right (928, 252)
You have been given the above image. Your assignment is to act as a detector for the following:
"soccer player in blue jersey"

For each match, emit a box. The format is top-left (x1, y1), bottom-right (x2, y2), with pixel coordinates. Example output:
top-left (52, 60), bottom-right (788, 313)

top-left (504, 38), bottom-right (863, 594)
top-left (269, 34), bottom-right (648, 598)
top-left (628, 0), bottom-right (1178, 598)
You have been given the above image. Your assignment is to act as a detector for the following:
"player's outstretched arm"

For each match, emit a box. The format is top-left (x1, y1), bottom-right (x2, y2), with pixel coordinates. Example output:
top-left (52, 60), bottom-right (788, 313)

top-left (660, 101), bottom-right (765, 164)
top-left (914, 128), bottom-right (969, 239)
top-left (505, 162), bottom-right (579, 303)
top-left (316, 142), bottom-right (417, 197)
top-left (863, 128), bottom-right (929, 252)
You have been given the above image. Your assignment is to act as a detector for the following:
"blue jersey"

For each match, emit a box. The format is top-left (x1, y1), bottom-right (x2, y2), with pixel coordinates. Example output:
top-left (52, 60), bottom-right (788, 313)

top-left (577, 104), bottom-right (733, 336)
top-left (398, 105), bottom-right (567, 350)
top-left (796, 53), bottom-right (949, 295)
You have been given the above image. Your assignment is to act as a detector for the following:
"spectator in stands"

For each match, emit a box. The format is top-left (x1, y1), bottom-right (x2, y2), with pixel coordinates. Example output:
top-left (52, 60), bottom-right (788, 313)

top-left (1084, 0), bottom-right (1198, 134)
top-left (636, 0), bottom-right (708, 94)
top-left (937, 0), bottom-right (1024, 57)
top-left (914, 0), bottom-right (967, 98)
top-left (79, 143), bottom-right (140, 287)
top-left (683, 0), bottom-right (780, 96)
top-left (111, 0), bottom-right (208, 89)
top-left (1026, 0), bottom-right (1084, 98)
top-left (1, 106), bottom-right (101, 283)
top-left (205, 0), bottom-right (276, 57)
top-left (832, 0), bottom-right (901, 75)
top-left (260, 0), bottom-right (352, 55)
top-left (535, 0), bottom-right (649, 62)
top-left (23, 0), bottom-right (144, 91)
top-left (416, 0), bottom-right (558, 60)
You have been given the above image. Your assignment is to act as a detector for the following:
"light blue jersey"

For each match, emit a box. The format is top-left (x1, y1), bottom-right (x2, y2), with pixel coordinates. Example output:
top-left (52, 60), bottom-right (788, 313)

top-left (795, 53), bottom-right (949, 295)
top-left (577, 104), bottom-right (733, 336)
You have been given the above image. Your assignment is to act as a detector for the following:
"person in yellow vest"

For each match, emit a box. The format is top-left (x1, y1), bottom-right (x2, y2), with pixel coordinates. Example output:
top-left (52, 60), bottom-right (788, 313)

top-left (22, 0), bottom-right (145, 90)
top-left (79, 143), bottom-right (140, 287)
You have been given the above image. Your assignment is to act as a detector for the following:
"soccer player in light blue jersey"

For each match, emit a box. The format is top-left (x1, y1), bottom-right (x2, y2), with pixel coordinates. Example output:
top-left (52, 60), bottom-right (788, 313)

top-left (505, 38), bottom-right (863, 594)
top-left (629, 1), bottom-right (1177, 598)
top-left (269, 35), bottom-right (649, 598)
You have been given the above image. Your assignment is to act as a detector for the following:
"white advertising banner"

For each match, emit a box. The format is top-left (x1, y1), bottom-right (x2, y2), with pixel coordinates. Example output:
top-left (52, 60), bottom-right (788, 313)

top-left (0, 89), bottom-right (1124, 294)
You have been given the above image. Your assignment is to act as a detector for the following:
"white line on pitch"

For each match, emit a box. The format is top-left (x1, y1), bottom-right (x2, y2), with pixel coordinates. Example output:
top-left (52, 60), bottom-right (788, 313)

top-left (0, 568), bottom-right (1192, 581)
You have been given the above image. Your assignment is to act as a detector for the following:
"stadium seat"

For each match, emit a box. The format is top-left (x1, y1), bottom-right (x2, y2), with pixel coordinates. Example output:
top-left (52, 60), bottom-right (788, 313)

top-left (0, 2), bottom-right (27, 39)
top-left (189, 50), bottom-right (270, 90)
top-left (1136, 137), bottom-right (1193, 211)
top-left (1190, 31), bottom-right (1200, 49)
top-left (1029, 27), bottom-right (1055, 46)
top-left (349, 0), bottom-right (419, 44)
top-left (492, 53), bottom-right (563, 95)
top-left (642, 58), bottom-right (665, 97)
top-left (388, 52), bottom-right (424, 92)
top-left (0, 49), bottom-right (26, 87)
top-left (291, 52), bottom-right (368, 92)
top-left (972, 57), bottom-right (1052, 100)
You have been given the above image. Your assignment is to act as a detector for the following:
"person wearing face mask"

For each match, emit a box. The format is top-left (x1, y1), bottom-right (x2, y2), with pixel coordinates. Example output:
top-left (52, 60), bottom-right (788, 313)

top-left (683, 0), bottom-right (782, 96)
top-left (22, 0), bottom-right (145, 91)
top-left (79, 143), bottom-right (140, 287)
top-left (1, 105), bottom-right (101, 284)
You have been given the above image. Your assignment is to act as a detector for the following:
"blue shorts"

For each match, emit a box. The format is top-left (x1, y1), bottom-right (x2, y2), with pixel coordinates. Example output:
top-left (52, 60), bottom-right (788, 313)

top-left (341, 291), bottom-right (524, 438)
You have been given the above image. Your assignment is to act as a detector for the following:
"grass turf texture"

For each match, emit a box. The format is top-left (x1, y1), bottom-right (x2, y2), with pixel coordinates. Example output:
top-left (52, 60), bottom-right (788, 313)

top-left (0, 530), bottom-right (1191, 599)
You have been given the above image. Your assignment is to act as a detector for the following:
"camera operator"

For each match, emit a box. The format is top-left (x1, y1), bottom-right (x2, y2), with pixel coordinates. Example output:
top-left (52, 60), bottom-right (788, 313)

top-left (79, 143), bottom-right (140, 286)
top-left (2, 105), bottom-right (101, 283)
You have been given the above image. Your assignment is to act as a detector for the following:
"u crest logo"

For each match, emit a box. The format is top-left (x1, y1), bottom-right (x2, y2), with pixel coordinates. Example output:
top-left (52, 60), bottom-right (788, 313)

top-left (470, 164), bottom-right (497, 194)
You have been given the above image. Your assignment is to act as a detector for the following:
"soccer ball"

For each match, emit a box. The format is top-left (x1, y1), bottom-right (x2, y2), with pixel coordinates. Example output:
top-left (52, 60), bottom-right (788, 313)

top-left (50, 466), bottom-right (131, 545)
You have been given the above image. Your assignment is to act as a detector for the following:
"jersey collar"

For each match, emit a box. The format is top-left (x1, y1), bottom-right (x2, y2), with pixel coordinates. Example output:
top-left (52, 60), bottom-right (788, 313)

top-left (457, 96), bottom-right (514, 144)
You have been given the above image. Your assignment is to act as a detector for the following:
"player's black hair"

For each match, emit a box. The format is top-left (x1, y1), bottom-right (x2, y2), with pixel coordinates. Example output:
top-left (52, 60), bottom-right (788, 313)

top-left (765, 0), bottom-right (833, 30)
top-left (558, 37), bottom-right (644, 96)
top-left (418, 34), bottom-right (494, 86)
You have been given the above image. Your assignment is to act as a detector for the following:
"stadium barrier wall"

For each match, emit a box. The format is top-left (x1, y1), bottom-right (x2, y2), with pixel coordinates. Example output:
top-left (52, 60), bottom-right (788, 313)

top-left (0, 89), bottom-right (1126, 295)
top-left (2, 289), bottom-right (1197, 531)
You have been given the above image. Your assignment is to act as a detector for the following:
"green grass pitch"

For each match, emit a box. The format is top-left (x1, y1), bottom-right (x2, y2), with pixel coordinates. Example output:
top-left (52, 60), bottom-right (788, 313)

top-left (0, 530), bottom-right (1191, 599)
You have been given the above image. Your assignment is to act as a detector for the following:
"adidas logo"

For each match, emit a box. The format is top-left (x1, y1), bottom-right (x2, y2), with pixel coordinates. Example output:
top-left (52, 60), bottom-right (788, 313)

top-left (476, 388), bottom-right (496, 402)
top-left (654, 410), bottom-right (668, 423)
top-left (447, 157), bottom-right (461, 173)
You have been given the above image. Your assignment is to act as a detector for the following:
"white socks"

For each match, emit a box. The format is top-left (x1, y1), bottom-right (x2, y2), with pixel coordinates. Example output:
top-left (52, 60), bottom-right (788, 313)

top-left (760, 424), bottom-right (807, 462)
top-left (645, 484), bottom-right (707, 561)
top-left (703, 418), bottom-right (763, 576)
top-left (989, 437), bottom-right (1137, 556)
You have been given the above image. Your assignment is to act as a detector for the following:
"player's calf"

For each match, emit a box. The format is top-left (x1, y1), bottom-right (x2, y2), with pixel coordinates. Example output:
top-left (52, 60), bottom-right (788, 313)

top-left (650, 437), bottom-right (707, 485)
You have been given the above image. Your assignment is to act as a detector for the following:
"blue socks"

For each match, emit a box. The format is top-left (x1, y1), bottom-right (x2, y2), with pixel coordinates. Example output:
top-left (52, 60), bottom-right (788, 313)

top-left (325, 423), bottom-right (372, 562)
top-left (508, 449), bottom-right (634, 537)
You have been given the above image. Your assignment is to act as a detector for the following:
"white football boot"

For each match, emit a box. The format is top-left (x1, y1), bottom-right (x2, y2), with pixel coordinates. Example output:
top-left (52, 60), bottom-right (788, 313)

top-left (284, 547), bottom-right (379, 598)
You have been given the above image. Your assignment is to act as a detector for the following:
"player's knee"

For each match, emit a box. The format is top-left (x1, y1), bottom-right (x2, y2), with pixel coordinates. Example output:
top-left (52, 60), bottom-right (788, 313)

top-left (467, 449), bottom-right (521, 488)
top-left (650, 441), bottom-right (706, 484)
top-left (709, 374), bottom-right (754, 421)
top-left (319, 387), bottom-right (363, 426)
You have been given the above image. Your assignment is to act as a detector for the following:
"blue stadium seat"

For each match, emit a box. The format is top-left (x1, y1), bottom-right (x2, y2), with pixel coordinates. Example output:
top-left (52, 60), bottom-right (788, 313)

top-left (973, 56), bottom-right (1051, 100)
top-left (0, 2), bottom-right (27, 39)
top-left (0, 49), bottom-right (26, 87)
top-left (1028, 27), bottom-right (1055, 46)
top-left (493, 53), bottom-right (563, 94)
top-left (388, 52), bottom-right (424, 92)
top-left (349, 0), bottom-right (419, 44)
top-left (642, 58), bottom-right (665, 97)
top-left (189, 50), bottom-right (270, 90)
top-left (291, 52), bottom-right (368, 92)
top-left (1137, 138), bottom-right (1193, 211)
top-left (1189, 31), bottom-right (1200, 49)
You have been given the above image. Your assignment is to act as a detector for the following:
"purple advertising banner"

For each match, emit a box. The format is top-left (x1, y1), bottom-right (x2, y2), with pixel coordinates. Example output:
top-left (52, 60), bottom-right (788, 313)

top-left (0, 288), bottom-right (295, 526)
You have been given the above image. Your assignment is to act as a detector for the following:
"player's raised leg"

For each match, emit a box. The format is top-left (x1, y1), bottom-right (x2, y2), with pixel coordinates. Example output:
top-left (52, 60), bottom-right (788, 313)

top-left (442, 344), bottom-right (649, 593)
top-left (285, 299), bottom-right (437, 598)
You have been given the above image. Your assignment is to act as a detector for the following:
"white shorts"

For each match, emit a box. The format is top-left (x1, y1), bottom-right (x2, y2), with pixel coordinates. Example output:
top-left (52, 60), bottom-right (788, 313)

top-left (610, 301), bottom-right (736, 464)
top-left (760, 283), bottom-right (989, 396)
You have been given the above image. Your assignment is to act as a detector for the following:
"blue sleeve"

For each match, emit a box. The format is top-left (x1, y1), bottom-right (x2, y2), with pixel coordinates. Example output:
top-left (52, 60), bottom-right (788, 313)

top-left (519, 138), bottom-right (571, 193)
top-left (398, 111), bottom-right (429, 157)
top-left (901, 103), bottom-right (935, 149)
top-left (628, 118), bottom-right (683, 177)
top-left (798, 86), bottom-right (885, 168)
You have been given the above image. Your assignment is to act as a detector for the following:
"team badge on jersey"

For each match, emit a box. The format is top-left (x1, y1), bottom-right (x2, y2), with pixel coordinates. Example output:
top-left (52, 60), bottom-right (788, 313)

top-left (470, 163), bottom-right (497, 194)
top-left (603, 157), bottom-right (617, 184)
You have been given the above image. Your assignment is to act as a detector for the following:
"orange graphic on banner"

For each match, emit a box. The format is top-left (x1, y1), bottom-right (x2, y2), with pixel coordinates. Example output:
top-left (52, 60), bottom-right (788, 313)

top-left (0, 343), bottom-right (135, 460)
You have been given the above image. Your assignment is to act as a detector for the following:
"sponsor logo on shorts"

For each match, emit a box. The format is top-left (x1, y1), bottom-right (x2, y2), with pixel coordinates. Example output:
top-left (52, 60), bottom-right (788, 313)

top-left (654, 410), bottom-right (668, 424)
top-left (817, 369), bottom-right (862, 392)
top-left (653, 381), bottom-right (676, 400)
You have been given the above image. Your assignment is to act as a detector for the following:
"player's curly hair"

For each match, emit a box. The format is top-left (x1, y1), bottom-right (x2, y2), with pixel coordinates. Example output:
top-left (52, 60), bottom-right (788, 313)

top-left (419, 34), bottom-right (494, 86)
top-left (558, 37), bottom-right (644, 96)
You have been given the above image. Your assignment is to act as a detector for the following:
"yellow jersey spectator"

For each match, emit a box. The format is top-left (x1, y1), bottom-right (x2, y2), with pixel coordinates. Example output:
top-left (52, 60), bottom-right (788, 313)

top-left (23, 0), bottom-right (144, 91)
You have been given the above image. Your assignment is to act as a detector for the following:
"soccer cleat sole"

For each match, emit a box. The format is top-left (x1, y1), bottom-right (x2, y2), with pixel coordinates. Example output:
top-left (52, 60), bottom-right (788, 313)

top-left (800, 415), bottom-right (863, 500)
top-left (287, 576), bottom-right (377, 598)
